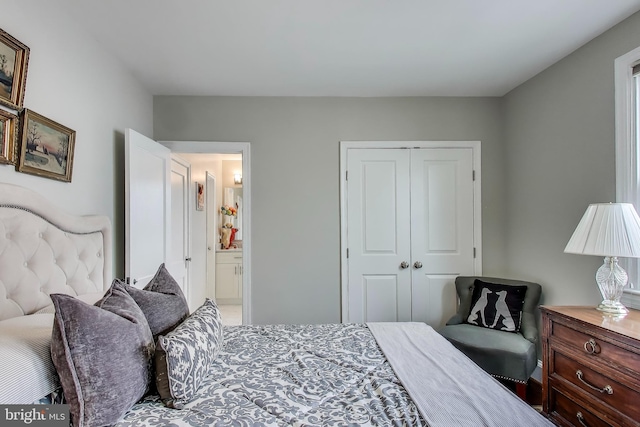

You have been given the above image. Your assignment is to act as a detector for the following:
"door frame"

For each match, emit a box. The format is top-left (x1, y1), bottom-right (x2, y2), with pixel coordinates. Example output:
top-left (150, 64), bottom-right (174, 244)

top-left (339, 141), bottom-right (482, 322)
top-left (160, 140), bottom-right (252, 325)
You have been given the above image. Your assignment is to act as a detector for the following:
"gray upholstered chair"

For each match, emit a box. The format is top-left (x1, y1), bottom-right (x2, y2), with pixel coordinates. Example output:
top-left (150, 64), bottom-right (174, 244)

top-left (438, 276), bottom-right (541, 399)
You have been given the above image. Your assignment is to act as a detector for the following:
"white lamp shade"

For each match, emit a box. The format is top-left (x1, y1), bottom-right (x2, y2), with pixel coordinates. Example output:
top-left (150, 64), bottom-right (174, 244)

top-left (565, 203), bottom-right (640, 258)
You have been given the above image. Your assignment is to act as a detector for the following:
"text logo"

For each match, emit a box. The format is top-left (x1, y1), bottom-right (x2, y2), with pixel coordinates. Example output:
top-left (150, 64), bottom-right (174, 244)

top-left (0, 405), bottom-right (69, 426)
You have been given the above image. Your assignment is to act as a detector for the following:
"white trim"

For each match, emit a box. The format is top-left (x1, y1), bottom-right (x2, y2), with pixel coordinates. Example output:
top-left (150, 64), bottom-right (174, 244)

top-left (160, 141), bottom-right (252, 325)
top-left (615, 46), bottom-right (640, 310)
top-left (615, 45), bottom-right (640, 204)
top-left (338, 140), bottom-right (482, 322)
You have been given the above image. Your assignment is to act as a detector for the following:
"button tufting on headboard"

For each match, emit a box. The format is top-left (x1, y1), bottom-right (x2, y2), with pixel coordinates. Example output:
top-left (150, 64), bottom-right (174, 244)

top-left (0, 184), bottom-right (112, 321)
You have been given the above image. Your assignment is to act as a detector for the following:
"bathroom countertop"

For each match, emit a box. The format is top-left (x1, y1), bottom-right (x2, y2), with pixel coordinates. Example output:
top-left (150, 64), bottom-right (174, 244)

top-left (217, 248), bottom-right (242, 253)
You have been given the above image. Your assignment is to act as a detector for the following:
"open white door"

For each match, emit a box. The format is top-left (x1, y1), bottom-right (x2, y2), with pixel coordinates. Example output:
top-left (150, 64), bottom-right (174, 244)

top-left (168, 155), bottom-right (191, 304)
top-left (125, 128), bottom-right (171, 288)
top-left (205, 171), bottom-right (217, 300)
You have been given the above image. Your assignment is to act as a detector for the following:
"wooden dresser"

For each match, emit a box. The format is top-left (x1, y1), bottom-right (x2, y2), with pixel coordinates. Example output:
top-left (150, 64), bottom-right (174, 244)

top-left (541, 306), bottom-right (640, 426)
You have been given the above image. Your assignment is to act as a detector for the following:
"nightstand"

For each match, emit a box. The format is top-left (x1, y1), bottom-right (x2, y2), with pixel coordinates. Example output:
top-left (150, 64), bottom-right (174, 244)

top-left (541, 306), bottom-right (640, 426)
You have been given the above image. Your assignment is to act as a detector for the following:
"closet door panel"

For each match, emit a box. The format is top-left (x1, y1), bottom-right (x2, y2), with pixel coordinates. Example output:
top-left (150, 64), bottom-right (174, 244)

top-left (410, 148), bottom-right (474, 272)
top-left (411, 274), bottom-right (458, 328)
top-left (410, 148), bottom-right (475, 324)
top-left (362, 275), bottom-right (411, 322)
top-left (346, 149), bottom-right (411, 323)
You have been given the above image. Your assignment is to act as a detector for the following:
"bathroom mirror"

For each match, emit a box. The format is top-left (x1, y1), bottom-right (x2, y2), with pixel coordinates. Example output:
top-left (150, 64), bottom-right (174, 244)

top-left (223, 187), bottom-right (243, 241)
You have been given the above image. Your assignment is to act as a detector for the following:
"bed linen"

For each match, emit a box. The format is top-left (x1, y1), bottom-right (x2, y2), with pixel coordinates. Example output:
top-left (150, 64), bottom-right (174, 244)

top-left (117, 322), bottom-right (549, 426)
top-left (368, 322), bottom-right (552, 426)
top-left (0, 313), bottom-right (60, 404)
top-left (118, 323), bottom-right (424, 426)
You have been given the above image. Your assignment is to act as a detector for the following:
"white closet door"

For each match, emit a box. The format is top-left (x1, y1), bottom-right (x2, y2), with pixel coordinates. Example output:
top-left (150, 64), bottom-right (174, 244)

top-left (410, 148), bottom-right (475, 327)
top-left (346, 148), bottom-right (412, 323)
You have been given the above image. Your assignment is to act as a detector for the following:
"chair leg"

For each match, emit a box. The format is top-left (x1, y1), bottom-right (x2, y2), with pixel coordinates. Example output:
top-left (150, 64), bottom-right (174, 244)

top-left (515, 382), bottom-right (527, 400)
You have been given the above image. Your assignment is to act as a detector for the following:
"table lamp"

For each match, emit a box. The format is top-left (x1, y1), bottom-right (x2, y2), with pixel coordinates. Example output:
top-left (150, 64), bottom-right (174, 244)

top-left (564, 203), bottom-right (640, 315)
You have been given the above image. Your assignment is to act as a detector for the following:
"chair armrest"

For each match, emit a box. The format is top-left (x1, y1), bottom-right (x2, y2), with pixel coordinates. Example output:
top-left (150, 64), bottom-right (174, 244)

top-left (446, 313), bottom-right (465, 325)
top-left (520, 311), bottom-right (537, 343)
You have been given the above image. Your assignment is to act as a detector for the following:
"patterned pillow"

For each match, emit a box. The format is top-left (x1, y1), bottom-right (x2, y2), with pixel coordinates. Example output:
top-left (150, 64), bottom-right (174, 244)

top-left (466, 280), bottom-right (527, 332)
top-left (155, 298), bottom-right (223, 409)
top-left (123, 263), bottom-right (190, 338)
top-left (50, 282), bottom-right (155, 427)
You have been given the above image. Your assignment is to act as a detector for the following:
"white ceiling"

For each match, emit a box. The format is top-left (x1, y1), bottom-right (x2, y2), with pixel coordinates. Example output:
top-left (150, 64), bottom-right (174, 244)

top-left (60, 0), bottom-right (640, 97)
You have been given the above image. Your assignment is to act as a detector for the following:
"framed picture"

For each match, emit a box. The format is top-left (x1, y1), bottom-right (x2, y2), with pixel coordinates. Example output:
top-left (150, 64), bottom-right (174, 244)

top-left (0, 28), bottom-right (30, 110)
top-left (196, 182), bottom-right (204, 211)
top-left (17, 109), bottom-right (76, 182)
top-left (0, 108), bottom-right (17, 165)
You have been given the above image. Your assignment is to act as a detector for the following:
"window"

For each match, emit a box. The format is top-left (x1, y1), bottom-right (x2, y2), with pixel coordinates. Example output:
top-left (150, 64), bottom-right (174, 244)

top-left (616, 46), bottom-right (640, 309)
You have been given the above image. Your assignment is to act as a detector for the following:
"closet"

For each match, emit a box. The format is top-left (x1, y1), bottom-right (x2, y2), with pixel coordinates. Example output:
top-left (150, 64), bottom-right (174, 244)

top-left (340, 142), bottom-right (481, 327)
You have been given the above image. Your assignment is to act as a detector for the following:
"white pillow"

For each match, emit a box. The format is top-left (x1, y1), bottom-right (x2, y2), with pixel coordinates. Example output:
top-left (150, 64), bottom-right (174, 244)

top-left (0, 314), bottom-right (59, 404)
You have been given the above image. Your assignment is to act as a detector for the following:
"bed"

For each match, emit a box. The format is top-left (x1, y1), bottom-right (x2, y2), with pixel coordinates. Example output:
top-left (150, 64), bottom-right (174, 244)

top-left (0, 183), bottom-right (553, 427)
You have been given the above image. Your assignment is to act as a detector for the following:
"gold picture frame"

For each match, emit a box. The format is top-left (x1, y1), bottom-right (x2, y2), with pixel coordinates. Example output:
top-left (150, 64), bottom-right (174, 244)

top-left (17, 109), bottom-right (76, 182)
top-left (0, 28), bottom-right (30, 110)
top-left (0, 108), bottom-right (17, 165)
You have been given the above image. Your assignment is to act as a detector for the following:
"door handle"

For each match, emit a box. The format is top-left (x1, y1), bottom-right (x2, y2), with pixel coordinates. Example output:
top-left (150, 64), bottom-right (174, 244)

top-left (413, 261), bottom-right (423, 269)
top-left (400, 261), bottom-right (409, 269)
top-left (185, 257), bottom-right (192, 262)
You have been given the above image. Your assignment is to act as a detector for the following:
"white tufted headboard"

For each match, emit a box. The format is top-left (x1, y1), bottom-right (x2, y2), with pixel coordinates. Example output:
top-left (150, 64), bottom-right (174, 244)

top-left (0, 183), bottom-right (112, 321)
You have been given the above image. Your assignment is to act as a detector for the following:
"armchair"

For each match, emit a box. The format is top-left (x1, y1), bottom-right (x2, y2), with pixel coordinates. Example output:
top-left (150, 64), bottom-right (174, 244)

top-left (438, 276), bottom-right (541, 399)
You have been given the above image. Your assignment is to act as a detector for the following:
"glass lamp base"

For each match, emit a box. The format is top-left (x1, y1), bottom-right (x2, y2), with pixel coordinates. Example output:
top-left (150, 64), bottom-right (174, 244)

top-left (596, 300), bottom-right (629, 315)
top-left (595, 256), bottom-right (629, 315)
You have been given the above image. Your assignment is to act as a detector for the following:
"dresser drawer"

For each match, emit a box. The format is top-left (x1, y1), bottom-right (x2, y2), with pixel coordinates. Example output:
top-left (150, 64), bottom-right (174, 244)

top-left (550, 321), bottom-right (640, 374)
top-left (549, 387), bottom-right (613, 427)
top-left (216, 251), bottom-right (243, 264)
top-left (551, 351), bottom-right (640, 421)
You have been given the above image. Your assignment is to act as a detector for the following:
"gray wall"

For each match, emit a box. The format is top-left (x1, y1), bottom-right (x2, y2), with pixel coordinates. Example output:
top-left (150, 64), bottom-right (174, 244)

top-left (0, 2), bottom-right (153, 279)
top-left (154, 97), bottom-right (505, 324)
top-left (156, 10), bottom-right (640, 324)
top-left (503, 11), bottom-right (640, 307)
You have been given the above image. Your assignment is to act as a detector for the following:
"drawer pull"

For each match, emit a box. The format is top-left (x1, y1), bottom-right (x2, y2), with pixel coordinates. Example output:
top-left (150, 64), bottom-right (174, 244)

top-left (576, 370), bottom-right (613, 395)
top-left (576, 412), bottom-right (588, 427)
top-left (583, 338), bottom-right (599, 354)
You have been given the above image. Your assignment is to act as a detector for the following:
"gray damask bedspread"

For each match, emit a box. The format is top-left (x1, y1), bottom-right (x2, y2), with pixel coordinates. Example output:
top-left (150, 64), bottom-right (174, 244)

top-left (117, 323), bottom-right (425, 426)
top-left (117, 322), bottom-right (549, 426)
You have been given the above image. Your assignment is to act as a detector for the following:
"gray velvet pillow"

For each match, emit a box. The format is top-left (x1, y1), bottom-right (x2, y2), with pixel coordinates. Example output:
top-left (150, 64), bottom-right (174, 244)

top-left (123, 263), bottom-right (190, 338)
top-left (50, 282), bottom-right (154, 427)
top-left (155, 298), bottom-right (223, 409)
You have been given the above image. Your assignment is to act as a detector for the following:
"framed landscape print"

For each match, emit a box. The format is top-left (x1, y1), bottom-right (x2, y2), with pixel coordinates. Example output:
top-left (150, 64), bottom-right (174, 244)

top-left (17, 109), bottom-right (76, 182)
top-left (0, 28), bottom-right (30, 110)
top-left (0, 108), bottom-right (17, 165)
